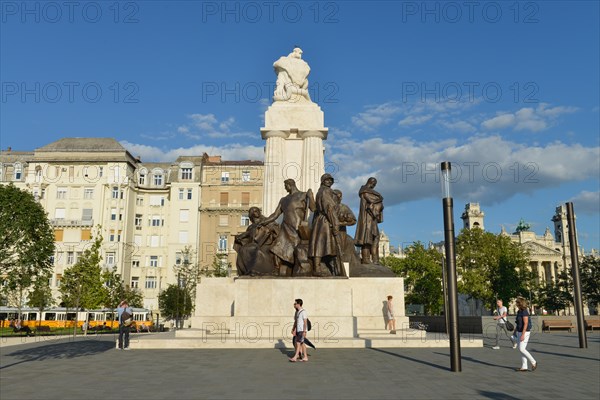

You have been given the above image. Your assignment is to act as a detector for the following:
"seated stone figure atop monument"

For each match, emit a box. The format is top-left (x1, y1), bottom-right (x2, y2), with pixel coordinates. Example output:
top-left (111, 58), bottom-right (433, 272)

top-left (273, 47), bottom-right (312, 103)
top-left (234, 207), bottom-right (279, 276)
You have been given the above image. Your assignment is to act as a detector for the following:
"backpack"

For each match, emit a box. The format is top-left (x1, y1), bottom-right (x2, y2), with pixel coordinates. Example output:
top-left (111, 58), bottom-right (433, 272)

top-left (121, 310), bottom-right (133, 326)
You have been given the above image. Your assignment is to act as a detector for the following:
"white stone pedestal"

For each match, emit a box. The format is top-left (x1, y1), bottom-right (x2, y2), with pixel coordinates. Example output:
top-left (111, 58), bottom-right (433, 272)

top-left (261, 102), bottom-right (328, 215)
top-left (190, 277), bottom-right (405, 339)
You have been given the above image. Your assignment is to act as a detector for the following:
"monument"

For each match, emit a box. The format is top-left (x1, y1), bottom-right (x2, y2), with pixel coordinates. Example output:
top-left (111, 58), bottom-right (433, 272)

top-left (261, 47), bottom-right (328, 215)
top-left (169, 48), bottom-right (482, 350)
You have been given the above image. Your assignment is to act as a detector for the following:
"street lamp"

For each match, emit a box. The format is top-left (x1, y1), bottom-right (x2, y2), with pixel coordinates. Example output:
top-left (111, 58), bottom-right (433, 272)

top-left (566, 202), bottom-right (587, 348)
top-left (441, 161), bottom-right (462, 372)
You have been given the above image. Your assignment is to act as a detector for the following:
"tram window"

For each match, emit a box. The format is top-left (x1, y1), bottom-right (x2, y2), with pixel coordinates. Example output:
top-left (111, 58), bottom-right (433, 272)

top-left (45, 313), bottom-right (56, 321)
top-left (28, 313), bottom-right (38, 321)
top-left (88, 313), bottom-right (96, 321)
top-left (66, 313), bottom-right (77, 321)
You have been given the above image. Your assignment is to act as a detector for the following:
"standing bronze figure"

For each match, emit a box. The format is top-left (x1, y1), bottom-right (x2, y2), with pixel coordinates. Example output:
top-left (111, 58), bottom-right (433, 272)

top-left (354, 177), bottom-right (384, 264)
top-left (258, 179), bottom-right (315, 275)
top-left (309, 173), bottom-right (341, 276)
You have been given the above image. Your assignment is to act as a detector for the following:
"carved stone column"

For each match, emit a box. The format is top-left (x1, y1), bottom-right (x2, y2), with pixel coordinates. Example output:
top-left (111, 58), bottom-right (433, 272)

top-left (262, 130), bottom-right (288, 215)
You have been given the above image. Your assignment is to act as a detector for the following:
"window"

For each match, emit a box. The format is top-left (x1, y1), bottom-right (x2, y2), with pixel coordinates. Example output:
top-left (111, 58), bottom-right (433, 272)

top-left (150, 195), bottom-right (165, 206)
top-left (150, 235), bottom-right (160, 247)
top-left (56, 274), bottom-right (62, 287)
top-left (106, 252), bottom-right (115, 265)
top-left (111, 208), bottom-right (117, 220)
top-left (241, 214), bottom-right (250, 226)
top-left (187, 189), bottom-right (193, 200)
top-left (134, 235), bottom-right (142, 246)
top-left (54, 229), bottom-right (64, 241)
top-left (145, 276), bottom-right (157, 289)
top-left (112, 187), bottom-right (119, 199)
top-left (181, 167), bottom-right (192, 180)
top-left (99, 167), bottom-right (103, 177)
top-left (218, 235), bottom-right (228, 252)
top-left (57, 187), bottom-right (67, 199)
top-left (82, 208), bottom-right (93, 221)
top-left (67, 252), bottom-right (74, 264)
top-left (14, 163), bottom-right (22, 180)
top-left (81, 229), bottom-right (91, 241)
top-left (83, 188), bottom-right (94, 199)
top-left (150, 256), bottom-right (158, 267)
top-left (175, 252), bottom-right (182, 265)
top-left (179, 231), bottom-right (188, 244)
top-left (132, 260), bottom-right (140, 268)
top-left (178, 189), bottom-right (185, 200)
top-left (109, 230), bottom-right (122, 242)
top-left (220, 192), bottom-right (229, 206)
top-left (242, 170), bottom-right (250, 182)
top-left (131, 277), bottom-right (139, 288)
top-left (221, 171), bottom-right (229, 183)
top-left (242, 192), bottom-right (250, 206)
top-left (150, 216), bottom-right (163, 227)
top-left (179, 209), bottom-right (189, 222)
top-left (138, 173), bottom-right (146, 185)
top-left (136, 196), bottom-right (144, 206)
top-left (135, 214), bottom-right (143, 227)
top-left (35, 166), bottom-right (42, 182)
top-left (50, 255), bottom-right (55, 265)
top-left (154, 173), bottom-right (163, 186)
top-left (54, 208), bottom-right (66, 219)
top-left (219, 215), bottom-right (228, 226)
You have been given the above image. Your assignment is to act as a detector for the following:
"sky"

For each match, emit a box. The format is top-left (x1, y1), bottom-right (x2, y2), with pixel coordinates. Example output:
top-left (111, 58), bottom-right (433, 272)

top-left (1, 0), bottom-right (599, 252)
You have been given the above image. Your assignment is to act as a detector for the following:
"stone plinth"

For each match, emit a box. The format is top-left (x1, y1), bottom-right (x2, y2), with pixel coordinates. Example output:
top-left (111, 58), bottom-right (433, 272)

top-left (261, 102), bottom-right (328, 215)
top-left (191, 277), bottom-right (404, 337)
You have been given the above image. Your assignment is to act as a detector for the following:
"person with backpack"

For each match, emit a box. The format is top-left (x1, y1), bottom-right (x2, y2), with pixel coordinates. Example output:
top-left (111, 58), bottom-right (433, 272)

top-left (492, 299), bottom-right (516, 349)
top-left (117, 300), bottom-right (133, 350)
top-left (289, 299), bottom-right (309, 362)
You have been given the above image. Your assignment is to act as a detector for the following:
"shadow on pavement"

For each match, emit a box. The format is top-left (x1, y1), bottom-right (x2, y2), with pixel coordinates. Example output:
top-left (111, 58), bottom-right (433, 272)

top-left (531, 348), bottom-right (600, 362)
top-left (369, 347), bottom-right (449, 371)
top-left (432, 351), bottom-right (514, 370)
top-left (1, 339), bottom-right (115, 370)
top-left (477, 390), bottom-right (522, 399)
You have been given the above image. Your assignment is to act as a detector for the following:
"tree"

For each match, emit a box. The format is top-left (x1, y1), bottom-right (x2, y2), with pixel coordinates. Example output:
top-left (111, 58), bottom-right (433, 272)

top-left (201, 255), bottom-right (230, 277)
top-left (158, 284), bottom-right (193, 322)
top-left (382, 242), bottom-right (444, 315)
top-left (28, 274), bottom-right (54, 328)
top-left (537, 270), bottom-right (573, 315)
top-left (456, 228), bottom-right (531, 310)
top-left (60, 230), bottom-right (106, 311)
top-left (0, 184), bottom-right (55, 314)
top-left (579, 255), bottom-right (600, 313)
top-left (102, 267), bottom-right (143, 309)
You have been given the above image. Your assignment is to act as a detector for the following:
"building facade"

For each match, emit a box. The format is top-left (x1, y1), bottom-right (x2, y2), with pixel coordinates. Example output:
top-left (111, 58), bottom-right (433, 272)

top-left (0, 138), bottom-right (264, 315)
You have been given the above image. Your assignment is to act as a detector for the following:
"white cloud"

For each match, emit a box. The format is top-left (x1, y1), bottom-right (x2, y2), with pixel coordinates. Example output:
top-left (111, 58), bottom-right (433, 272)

top-left (177, 113), bottom-right (254, 140)
top-left (481, 103), bottom-right (577, 132)
top-left (351, 102), bottom-right (401, 131)
top-left (439, 120), bottom-right (476, 133)
top-left (398, 114), bottom-right (432, 126)
top-left (568, 191), bottom-right (600, 215)
top-left (120, 141), bottom-right (263, 163)
top-left (328, 136), bottom-right (600, 210)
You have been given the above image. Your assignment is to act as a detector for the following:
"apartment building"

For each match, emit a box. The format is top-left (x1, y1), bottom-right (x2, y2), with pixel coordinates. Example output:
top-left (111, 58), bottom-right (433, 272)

top-left (0, 138), bottom-right (264, 313)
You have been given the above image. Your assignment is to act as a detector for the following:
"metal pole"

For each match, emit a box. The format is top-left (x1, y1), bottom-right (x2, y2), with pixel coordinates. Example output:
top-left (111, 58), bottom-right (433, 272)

top-left (566, 202), bottom-right (587, 348)
top-left (441, 162), bottom-right (461, 372)
top-left (442, 255), bottom-right (449, 336)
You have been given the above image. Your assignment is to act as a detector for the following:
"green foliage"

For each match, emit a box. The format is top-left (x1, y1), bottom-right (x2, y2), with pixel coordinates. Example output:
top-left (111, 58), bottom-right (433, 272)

top-left (101, 267), bottom-right (143, 309)
top-left (537, 270), bottom-right (573, 314)
top-left (201, 255), bottom-right (230, 277)
top-left (0, 184), bottom-right (55, 310)
top-left (60, 230), bottom-right (106, 310)
top-left (456, 228), bottom-right (531, 309)
top-left (382, 242), bottom-right (443, 315)
top-left (28, 276), bottom-right (54, 310)
top-left (580, 255), bottom-right (600, 310)
top-left (158, 284), bottom-right (193, 321)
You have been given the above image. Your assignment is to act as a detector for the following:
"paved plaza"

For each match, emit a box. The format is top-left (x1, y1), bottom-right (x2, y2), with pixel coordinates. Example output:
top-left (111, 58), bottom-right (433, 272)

top-left (1, 331), bottom-right (599, 400)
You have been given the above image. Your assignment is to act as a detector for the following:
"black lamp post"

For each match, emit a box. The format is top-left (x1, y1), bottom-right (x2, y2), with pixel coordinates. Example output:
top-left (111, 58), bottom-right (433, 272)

top-left (441, 161), bottom-right (462, 372)
top-left (566, 202), bottom-right (587, 348)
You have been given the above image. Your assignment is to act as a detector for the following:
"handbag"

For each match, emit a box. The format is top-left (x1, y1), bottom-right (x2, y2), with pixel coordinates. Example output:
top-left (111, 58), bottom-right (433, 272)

top-left (502, 316), bottom-right (514, 331)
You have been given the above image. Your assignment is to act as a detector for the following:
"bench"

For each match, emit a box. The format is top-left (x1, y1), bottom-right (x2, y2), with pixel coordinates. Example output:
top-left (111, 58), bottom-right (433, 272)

top-left (585, 319), bottom-right (600, 332)
top-left (35, 326), bottom-right (51, 333)
top-left (542, 319), bottom-right (574, 332)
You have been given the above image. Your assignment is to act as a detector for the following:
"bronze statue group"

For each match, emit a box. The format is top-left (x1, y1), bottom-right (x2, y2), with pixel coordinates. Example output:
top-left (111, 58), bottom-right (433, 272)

top-left (234, 174), bottom-right (384, 277)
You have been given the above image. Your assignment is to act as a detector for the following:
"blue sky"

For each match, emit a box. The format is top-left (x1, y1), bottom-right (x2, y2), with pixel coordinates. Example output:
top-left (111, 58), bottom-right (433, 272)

top-left (1, 1), bottom-right (599, 251)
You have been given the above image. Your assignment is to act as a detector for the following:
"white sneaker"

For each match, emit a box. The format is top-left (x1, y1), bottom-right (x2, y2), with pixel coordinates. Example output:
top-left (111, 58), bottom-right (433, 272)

top-left (492, 346), bottom-right (500, 350)
top-left (513, 343), bottom-right (518, 349)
